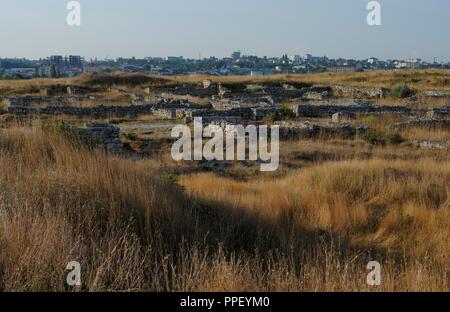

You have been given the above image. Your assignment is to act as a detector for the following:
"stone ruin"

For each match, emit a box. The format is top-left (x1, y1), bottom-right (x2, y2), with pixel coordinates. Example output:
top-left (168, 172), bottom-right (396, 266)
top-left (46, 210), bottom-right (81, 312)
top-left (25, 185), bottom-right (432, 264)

top-left (293, 103), bottom-right (413, 118)
top-left (426, 106), bottom-right (450, 119)
top-left (74, 123), bottom-right (124, 152)
top-left (331, 85), bottom-right (388, 99)
top-left (394, 118), bottom-right (450, 131)
top-left (332, 112), bottom-right (354, 123)
top-left (203, 79), bottom-right (213, 89)
top-left (4, 95), bottom-right (121, 108)
top-left (275, 121), bottom-right (368, 140)
top-left (41, 85), bottom-right (93, 96)
top-left (410, 140), bottom-right (450, 150)
top-left (423, 91), bottom-right (450, 98)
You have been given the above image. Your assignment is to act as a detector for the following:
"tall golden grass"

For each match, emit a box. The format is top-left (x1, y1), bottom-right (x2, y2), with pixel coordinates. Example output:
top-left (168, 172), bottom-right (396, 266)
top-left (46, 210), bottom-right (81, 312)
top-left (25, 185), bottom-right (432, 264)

top-left (180, 160), bottom-right (450, 291)
top-left (0, 128), bottom-right (448, 291)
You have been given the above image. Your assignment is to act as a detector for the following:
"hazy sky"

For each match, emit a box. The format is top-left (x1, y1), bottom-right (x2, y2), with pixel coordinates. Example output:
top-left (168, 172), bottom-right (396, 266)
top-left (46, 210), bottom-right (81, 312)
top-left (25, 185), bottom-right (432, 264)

top-left (1, 0), bottom-right (449, 61)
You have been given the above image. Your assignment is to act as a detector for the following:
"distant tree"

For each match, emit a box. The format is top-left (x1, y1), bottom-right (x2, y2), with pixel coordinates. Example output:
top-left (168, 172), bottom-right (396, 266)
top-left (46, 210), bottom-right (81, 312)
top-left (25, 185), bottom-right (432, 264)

top-left (50, 65), bottom-right (57, 78)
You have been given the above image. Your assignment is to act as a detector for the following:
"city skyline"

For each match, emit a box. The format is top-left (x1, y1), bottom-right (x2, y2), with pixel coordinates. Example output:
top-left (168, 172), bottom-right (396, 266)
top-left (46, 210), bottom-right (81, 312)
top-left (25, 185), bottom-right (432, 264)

top-left (1, 0), bottom-right (450, 62)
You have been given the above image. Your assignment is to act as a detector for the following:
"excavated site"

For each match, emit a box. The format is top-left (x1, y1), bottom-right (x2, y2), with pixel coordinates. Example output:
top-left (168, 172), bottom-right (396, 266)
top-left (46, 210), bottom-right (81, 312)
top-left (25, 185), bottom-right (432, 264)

top-left (1, 73), bottom-right (449, 177)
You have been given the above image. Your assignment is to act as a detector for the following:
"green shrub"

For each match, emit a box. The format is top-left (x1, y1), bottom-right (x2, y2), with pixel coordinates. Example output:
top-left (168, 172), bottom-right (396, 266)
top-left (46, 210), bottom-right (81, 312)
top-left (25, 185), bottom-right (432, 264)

top-left (262, 113), bottom-right (277, 124)
top-left (41, 121), bottom-right (96, 147)
top-left (41, 121), bottom-right (74, 135)
top-left (385, 131), bottom-right (405, 145)
top-left (121, 131), bottom-right (138, 141)
top-left (262, 105), bottom-right (295, 124)
top-left (388, 84), bottom-right (415, 99)
top-left (362, 129), bottom-right (404, 146)
top-left (278, 105), bottom-right (296, 120)
top-left (361, 115), bottom-right (378, 124)
top-left (158, 173), bottom-right (179, 184)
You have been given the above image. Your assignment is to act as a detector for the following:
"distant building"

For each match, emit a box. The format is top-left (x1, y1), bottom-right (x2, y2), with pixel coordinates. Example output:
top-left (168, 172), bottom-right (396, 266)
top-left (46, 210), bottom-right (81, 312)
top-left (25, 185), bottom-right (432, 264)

top-left (250, 70), bottom-right (263, 77)
top-left (4, 68), bottom-right (36, 78)
top-left (394, 58), bottom-right (422, 70)
top-left (121, 65), bottom-right (144, 72)
top-left (231, 51), bottom-right (241, 60)
top-left (293, 55), bottom-right (303, 64)
top-left (69, 55), bottom-right (83, 68)
top-left (406, 58), bottom-right (422, 69)
top-left (166, 56), bottom-right (184, 62)
top-left (50, 55), bottom-right (64, 68)
top-left (367, 57), bottom-right (379, 65)
top-left (326, 66), bottom-right (357, 73)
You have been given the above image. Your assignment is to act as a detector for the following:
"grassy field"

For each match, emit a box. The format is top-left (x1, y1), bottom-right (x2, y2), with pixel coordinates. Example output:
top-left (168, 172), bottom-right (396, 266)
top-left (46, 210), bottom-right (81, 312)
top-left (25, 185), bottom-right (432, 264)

top-left (0, 128), bottom-right (447, 291)
top-left (0, 69), bottom-right (448, 292)
top-left (1, 69), bottom-right (450, 95)
top-left (171, 69), bottom-right (450, 91)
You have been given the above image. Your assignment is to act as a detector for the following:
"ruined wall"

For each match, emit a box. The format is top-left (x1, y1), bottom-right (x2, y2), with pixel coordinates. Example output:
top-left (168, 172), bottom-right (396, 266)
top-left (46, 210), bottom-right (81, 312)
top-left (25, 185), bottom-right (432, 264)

top-left (293, 104), bottom-right (413, 118)
top-left (331, 85), bottom-right (388, 99)
top-left (8, 104), bottom-right (156, 118)
top-left (276, 121), bottom-right (367, 140)
top-left (394, 118), bottom-right (450, 131)
top-left (73, 123), bottom-right (124, 152)
top-left (427, 107), bottom-right (450, 119)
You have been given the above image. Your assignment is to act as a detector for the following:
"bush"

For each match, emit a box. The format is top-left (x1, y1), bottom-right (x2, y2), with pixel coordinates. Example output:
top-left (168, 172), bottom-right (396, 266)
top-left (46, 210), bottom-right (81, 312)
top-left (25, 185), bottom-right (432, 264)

top-left (362, 129), bottom-right (404, 146)
top-left (385, 131), bottom-right (405, 145)
top-left (389, 84), bottom-right (415, 99)
top-left (41, 121), bottom-right (75, 135)
top-left (278, 105), bottom-right (296, 120)
top-left (262, 113), bottom-right (277, 124)
top-left (262, 105), bottom-right (295, 124)
top-left (121, 131), bottom-right (138, 141)
top-left (361, 115), bottom-right (378, 124)
top-left (41, 121), bottom-right (96, 147)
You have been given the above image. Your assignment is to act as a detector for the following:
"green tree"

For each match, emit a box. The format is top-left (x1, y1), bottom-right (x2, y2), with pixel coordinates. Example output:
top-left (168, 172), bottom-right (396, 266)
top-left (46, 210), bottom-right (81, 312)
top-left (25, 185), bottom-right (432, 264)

top-left (50, 65), bottom-right (57, 78)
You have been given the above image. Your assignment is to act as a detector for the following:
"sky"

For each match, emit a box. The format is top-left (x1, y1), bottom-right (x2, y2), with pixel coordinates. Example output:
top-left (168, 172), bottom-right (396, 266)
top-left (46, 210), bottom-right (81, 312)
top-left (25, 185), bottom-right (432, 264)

top-left (0, 0), bottom-right (449, 62)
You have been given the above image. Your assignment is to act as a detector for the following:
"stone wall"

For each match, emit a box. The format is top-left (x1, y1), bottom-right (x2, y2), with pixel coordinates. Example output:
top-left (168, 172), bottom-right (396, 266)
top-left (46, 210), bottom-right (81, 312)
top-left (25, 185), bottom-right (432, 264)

top-left (423, 91), bottom-right (450, 98)
top-left (293, 103), bottom-right (412, 118)
top-left (74, 123), bottom-right (124, 152)
top-left (8, 103), bottom-right (156, 118)
top-left (427, 107), bottom-right (450, 119)
top-left (331, 85), bottom-right (388, 99)
top-left (276, 121), bottom-right (366, 140)
top-left (411, 140), bottom-right (450, 149)
top-left (5, 95), bottom-right (108, 108)
top-left (394, 118), bottom-right (450, 131)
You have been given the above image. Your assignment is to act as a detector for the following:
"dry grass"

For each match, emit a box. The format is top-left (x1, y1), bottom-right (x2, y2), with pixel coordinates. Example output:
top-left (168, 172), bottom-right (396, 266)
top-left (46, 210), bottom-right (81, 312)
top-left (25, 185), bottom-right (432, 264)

top-left (171, 69), bottom-right (450, 91)
top-left (0, 127), bottom-right (447, 291)
top-left (402, 127), bottom-right (450, 142)
top-left (180, 159), bottom-right (450, 291)
top-left (2, 69), bottom-right (450, 96)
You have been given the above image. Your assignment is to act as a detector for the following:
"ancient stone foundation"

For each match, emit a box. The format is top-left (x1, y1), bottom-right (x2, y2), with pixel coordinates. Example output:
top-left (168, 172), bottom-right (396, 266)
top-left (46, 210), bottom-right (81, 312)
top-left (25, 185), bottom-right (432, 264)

top-left (74, 123), bottom-right (124, 152)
